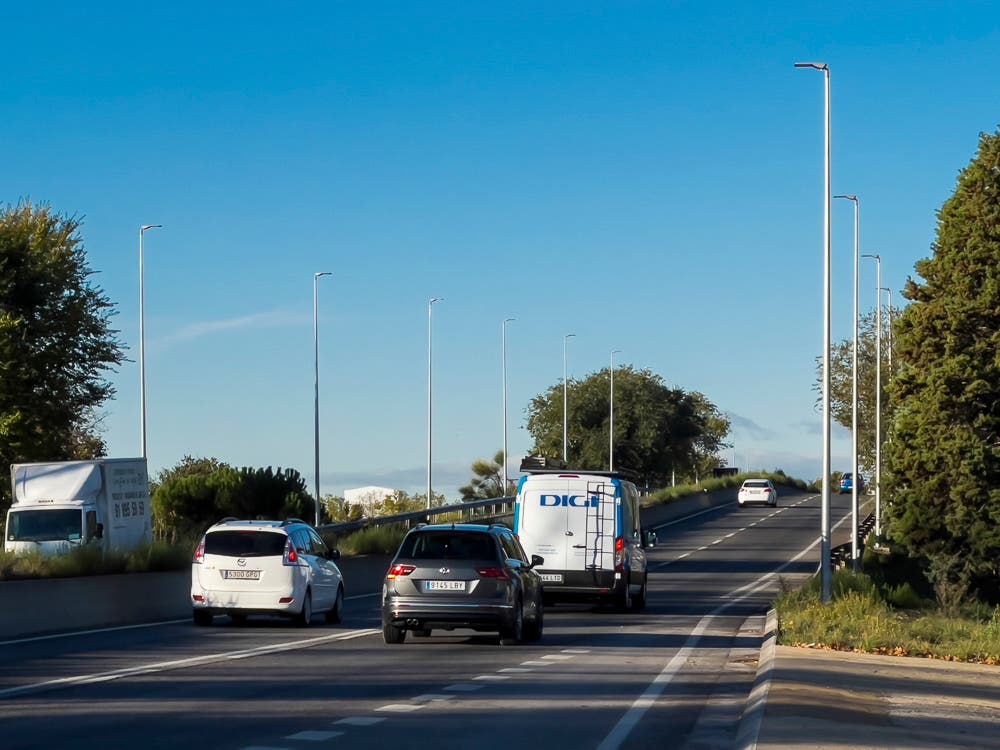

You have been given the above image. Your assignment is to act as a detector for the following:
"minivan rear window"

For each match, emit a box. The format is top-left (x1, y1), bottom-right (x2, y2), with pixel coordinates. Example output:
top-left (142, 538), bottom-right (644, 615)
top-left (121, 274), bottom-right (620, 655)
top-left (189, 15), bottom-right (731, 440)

top-left (398, 532), bottom-right (496, 560)
top-left (205, 530), bottom-right (286, 557)
top-left (744, 481), bottom-right (769, 488)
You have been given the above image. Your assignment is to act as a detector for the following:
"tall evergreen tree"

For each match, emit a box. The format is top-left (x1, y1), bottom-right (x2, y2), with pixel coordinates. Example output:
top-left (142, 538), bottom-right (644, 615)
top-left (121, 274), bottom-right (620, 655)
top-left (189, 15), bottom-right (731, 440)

top-left (885, 128), bottom-right (1000, 607)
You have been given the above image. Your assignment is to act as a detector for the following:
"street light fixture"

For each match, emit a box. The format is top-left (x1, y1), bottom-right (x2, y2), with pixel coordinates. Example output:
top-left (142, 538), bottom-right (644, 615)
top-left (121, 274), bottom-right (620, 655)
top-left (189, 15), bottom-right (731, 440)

top-left (863, 253), bottom-right (882, 537)
top-left (835, 193), bottom-right (860, 571)
top-left (313, 271), bottom-right (332, 527)
top-left (563, 333), bottom-right (576, 463)
top-left (610, 350), bottom-right (622, 471)
top-left (138, 223), bottom-right (162, 460)
top-left (502, 318), bottom-right (516, 491)
top-left (796, 60), bottom-right (833, 602)
top-left (427, 297), bottom-right (444, 509)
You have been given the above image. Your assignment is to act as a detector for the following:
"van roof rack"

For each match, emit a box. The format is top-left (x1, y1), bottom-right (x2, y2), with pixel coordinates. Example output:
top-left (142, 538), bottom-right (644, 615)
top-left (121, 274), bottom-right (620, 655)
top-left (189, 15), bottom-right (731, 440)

top-left (519, 456), bottom-right (566, 472)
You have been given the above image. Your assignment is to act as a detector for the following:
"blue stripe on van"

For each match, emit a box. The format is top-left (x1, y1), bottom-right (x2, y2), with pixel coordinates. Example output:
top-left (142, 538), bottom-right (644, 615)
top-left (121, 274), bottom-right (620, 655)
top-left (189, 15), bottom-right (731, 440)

top-left (513, 475), bottom-right (529, 533)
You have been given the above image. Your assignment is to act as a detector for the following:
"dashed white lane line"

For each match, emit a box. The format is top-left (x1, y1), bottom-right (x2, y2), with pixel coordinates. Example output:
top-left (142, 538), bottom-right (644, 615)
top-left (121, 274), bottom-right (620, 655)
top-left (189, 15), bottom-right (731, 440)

top-left (474, 674), bottom-right (510, 681)
top-left (444, 683), bottom-right (483, 692)
top-left (724, 532), bottom-right (736, 538)
top-left (520, 660), bottom-right (555, 666)
top-left (411, 695), bottom-right (454, 703)
top-left (711, 539), bottom-right (722, 545)
top-left (562, 649), bottom-right (591, 653)
top-left (498, 667), bottom-right (532, 673)
top-left (334, 717), bottom-right (388, 725)
top-left (697, 545), bottom-right (709, 551)
top-left (376, 704), bottom-right (423, 713)
top-left (541, 654), bottom-right (575, 661)
top-left (286, 730), bottom-right (344, 741)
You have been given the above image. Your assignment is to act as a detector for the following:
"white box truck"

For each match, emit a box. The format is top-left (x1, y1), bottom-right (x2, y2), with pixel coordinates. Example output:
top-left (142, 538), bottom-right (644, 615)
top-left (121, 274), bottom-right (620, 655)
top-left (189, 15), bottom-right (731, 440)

top-left (5, 459), bottom-right (152, 557)
top-left (513, 468), bottom-right (654, 610)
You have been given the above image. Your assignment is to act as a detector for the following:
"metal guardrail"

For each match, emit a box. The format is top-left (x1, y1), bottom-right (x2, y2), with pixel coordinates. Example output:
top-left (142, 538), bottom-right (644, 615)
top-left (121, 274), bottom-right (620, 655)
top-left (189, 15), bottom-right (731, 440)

top-left (830, 512), bottom-right (878, 569)
top-left (317, 496), bottom-right (516, 538)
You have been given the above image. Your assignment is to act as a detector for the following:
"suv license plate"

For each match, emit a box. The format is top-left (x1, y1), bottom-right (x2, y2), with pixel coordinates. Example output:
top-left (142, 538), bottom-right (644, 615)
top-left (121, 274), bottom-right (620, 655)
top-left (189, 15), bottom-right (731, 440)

top-left (222, 569), bottom-right (260, 580)
top-left (540, 574), bottom-right (563, 583)
top-left (425, 580), bottom-right (465, 592)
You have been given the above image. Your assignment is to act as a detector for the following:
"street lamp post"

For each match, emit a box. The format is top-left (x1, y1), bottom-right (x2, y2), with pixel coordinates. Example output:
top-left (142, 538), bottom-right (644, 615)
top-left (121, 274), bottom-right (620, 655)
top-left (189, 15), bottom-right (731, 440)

top-left (796, 61), bottom-right (833, 602)
top-left (502, 318), bottom-right (516, 492)
top-left (882, 287), bottom-right (893, 376)
top-left (863, 254), bottom-right (882, 537)
top-left (835, 193), bottom-right (860, 571)
top-left (138, 224), bottom-right (162, 460)
top-left (610, 350), bottom-right (622, 471)
top-left (427, 297), bottom-right (444, 509)
top-left (563, 333), bottom-right (576, 464)
top-left (313, 272), bottom-right (332, 527)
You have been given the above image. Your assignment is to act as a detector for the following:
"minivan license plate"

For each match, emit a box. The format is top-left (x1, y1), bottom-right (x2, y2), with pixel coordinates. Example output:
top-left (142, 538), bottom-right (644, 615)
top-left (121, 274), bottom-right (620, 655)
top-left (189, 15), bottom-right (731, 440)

top-left (425, 580), bottom-right (465, 591)
top-left (222, 569), bottom-right (260, 580)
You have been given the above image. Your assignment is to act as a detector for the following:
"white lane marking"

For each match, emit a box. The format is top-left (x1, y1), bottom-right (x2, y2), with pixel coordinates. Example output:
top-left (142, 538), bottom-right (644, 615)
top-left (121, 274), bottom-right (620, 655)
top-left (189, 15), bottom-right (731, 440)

top-left (724, 533), bottom-right (736, 539)
top-left (474, 675), bottom-right (510, 681)
top-left (410, 695), bottom-right (454, 703)
top-left (520, 660), bottom-right (555, 666)
top-left (711, 539), bottom-right (722, 545)
top-left (541, 654), bottom-right (574, 660)
top-left (286, 730), bottom-right (344, 741)
top-left (334, 717), bottom-right (387, 725)
top-left (597, 501), bottom-right (847, 750)
top-left (498, 667), bottom-right (532, 673)
top-left (0, 628), bottom-right (380, 699)
top-left (376, 704), bottom-right (423, 713)
top-left (677, 552), bottom-right (690, 560)
top-left (697, 545), bottom-right (709, 551)
top-left (444, 683), bottom-right (483, 692)
top-left (0, 619), bottom-right (190, 647)
top-left (345, 593), bottom-right (381, 601)
top-left (562, 649), bottom-right (591, 653)
top-left (647, 501), bottom-right (739, 531)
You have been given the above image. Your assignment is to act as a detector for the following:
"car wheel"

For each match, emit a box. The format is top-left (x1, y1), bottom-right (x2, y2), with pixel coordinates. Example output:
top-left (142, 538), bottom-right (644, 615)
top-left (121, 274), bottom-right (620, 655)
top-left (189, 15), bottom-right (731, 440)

top-left (382, 621), bottom-right (406, 644)
top-left (229, 613), bottom-right (248, 625)
top-left (500, 599), bottom-right (525, 645)
top-left (523, 597), bottom-right (544, 641)
top-left (325, 586), bottom-right (344, 624)
top-left (634, 574), bottom-right (648, 610)
top-left (294, 591), bottom-right (312, 627)
top-left (193, 610), bottom-right (213, 627)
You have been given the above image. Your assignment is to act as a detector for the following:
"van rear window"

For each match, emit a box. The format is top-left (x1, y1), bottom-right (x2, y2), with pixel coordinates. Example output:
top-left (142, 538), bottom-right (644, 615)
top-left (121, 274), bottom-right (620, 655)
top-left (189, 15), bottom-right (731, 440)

top-left (204, 530), bottom-right (286, 557)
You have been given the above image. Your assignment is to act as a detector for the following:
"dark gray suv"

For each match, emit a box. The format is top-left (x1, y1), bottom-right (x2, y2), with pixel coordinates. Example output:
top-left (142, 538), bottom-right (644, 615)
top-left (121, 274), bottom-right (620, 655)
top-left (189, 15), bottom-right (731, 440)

top-left (381, 523), bottom-right (544, 645)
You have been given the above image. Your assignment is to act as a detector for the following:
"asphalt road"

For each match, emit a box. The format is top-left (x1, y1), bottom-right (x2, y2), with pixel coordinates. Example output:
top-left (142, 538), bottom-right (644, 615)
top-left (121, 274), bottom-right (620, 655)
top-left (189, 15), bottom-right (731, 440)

top-left (0, 491), bottom-right (858, 750)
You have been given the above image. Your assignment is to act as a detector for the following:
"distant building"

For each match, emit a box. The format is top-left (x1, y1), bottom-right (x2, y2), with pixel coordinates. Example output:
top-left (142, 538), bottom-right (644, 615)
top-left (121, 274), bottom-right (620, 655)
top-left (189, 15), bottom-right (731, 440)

top-left (343, 485), bottom-right (397, 508)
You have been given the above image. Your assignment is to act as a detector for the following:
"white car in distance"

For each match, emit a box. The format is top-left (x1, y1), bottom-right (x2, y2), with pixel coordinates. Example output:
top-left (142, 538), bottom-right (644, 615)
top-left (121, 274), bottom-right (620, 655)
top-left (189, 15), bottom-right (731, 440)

top-left (737, 479), bottom-right (778, 508)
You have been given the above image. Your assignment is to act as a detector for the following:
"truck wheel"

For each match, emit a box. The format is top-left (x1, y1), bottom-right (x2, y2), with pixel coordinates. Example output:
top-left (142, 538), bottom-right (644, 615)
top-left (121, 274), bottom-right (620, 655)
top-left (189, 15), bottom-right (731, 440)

top-left (615, 582), bottom-right (633, 612)
top-left (193, 610), bottom-right (213, 627)
top-left (634, 575), bottom-right (648, 610)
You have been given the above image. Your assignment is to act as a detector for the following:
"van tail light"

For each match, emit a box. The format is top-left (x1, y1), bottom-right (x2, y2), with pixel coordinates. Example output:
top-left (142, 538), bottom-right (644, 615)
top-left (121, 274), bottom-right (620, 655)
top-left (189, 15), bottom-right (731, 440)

top-left (283, 539), bottom-right (299, 566)
top-left (192, 538), bottom-right (205, 564)
top-left (476, 566), bottom-right (509, 579)
top-left (387, 564), bottom-right (415, 579)
top-left (614, 536), bottom-right (624, 572)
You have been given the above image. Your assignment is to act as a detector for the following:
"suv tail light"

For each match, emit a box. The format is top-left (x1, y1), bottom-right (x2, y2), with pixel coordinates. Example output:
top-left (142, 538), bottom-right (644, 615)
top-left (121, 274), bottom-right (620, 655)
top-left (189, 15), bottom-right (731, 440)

top-left (614, 536), bottom-right (624, 572)
top-left (192, 538), bottom-right (205, 564)
top-left (476, 566), bottom-right (509, 579)
top-left (387, 564), bottom-right (415, 579)
top-left (283, 539), bottom-right (299, 566)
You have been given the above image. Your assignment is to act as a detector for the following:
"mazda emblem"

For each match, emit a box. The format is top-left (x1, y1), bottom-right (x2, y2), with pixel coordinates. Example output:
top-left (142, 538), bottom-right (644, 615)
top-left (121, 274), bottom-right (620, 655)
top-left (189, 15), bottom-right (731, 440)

top-left (237, 558), bottom-right (246, 567)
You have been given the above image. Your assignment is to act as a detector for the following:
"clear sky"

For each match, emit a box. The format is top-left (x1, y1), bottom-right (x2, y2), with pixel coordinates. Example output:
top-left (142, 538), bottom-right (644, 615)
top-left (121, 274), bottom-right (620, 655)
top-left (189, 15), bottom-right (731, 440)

top-left (3, 2), bottom-right (998, 498)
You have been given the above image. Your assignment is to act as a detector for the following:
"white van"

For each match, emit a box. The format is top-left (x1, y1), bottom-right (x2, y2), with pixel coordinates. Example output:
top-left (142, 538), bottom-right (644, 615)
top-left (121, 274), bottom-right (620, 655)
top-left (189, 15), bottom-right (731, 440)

top-left (513, 470), bottom-right (652, 609)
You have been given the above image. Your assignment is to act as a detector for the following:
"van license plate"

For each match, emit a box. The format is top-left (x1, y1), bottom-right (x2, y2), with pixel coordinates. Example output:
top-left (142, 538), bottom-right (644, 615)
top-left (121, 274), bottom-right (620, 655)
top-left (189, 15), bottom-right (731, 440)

top-left (540, 574), bottom-right (563, 583)
top-left (425, 580), bottom-right (465, 591)
top-left (222, 570), bottom-right (260, 580)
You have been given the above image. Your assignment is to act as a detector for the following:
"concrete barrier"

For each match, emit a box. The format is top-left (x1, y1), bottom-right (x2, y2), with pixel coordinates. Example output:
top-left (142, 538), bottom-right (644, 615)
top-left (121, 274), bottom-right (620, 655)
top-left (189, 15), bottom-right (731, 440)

top-left (0, 484), bottom-right (790, 641)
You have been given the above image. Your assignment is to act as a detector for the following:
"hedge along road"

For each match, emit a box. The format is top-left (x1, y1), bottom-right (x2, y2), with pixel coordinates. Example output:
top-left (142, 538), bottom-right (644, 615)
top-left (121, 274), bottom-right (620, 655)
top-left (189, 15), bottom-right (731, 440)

top-left (0, 490), bottom-right (860, 750)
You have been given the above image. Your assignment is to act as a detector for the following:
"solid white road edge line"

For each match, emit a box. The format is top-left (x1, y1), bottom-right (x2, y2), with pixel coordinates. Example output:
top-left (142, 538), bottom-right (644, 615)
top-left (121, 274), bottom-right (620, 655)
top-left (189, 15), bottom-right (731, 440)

top-left (596, 500), bottom-right (848, 750)
top-left (0, 628), bottom-right (380, 699)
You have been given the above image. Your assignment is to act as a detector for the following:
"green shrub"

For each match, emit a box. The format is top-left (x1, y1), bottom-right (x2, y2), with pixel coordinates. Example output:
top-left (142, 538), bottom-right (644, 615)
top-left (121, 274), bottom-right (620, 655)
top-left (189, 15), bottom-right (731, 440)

top-left (327, 524), bottom-right (408, 556)
top-left (885, 582), bottom-right (926, 609)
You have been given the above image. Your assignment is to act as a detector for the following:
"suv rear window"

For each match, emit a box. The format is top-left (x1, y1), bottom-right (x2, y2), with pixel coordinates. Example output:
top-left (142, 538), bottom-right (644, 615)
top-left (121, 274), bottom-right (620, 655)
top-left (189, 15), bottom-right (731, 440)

top-left (205, 530), bottom-right (286, 557)
top-left (397, 531), bottom-right (497, 560)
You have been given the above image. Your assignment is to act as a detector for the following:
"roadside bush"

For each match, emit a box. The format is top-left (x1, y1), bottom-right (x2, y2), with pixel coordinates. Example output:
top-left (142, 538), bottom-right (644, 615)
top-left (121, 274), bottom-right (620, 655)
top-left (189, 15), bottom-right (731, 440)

top-left (0, 541), bottom-right (191, 581)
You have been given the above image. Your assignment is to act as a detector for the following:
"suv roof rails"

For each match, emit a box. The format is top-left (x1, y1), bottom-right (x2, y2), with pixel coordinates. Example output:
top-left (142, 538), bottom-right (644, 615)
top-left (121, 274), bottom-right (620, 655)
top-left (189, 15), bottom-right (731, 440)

top-left (488, 522), bottom-right (510, 530)
top-left (281, 517), bottom-right (308, 527)
top-left (218, 516), bottom-right (240, 524)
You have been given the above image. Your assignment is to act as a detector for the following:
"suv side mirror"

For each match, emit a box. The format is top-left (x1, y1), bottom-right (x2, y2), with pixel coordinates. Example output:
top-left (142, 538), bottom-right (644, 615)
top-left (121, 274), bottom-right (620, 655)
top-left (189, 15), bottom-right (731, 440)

top-left (327, 548), bottom-right (341, 561)
top-left (643, 530), bottom-right (657, 549)
top-left (530, 554), bottom-right (544, 568)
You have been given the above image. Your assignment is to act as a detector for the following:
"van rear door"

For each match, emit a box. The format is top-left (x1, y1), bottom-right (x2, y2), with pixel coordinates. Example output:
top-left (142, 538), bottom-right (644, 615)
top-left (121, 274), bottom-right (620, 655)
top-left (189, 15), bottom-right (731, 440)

top-left (515, 475), bottom-right (577, 575)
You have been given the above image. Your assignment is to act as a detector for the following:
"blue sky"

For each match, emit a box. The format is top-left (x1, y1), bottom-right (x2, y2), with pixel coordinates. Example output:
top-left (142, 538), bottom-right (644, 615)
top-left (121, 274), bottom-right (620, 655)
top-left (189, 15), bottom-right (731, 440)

top-left (4, 2), bottom-right (998, 498)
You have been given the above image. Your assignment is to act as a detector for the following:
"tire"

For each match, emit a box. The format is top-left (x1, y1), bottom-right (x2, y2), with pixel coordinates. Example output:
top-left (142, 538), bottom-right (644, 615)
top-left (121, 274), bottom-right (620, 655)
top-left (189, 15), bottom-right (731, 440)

top-left (412, 628), bottom-right (432, 638)
top-left (193, 609), bottom-right (213, 627)
top-left (382, 621), bottom-right (406, 644)
top-left (294, 591), bottom-right (313, 627)
top-left (324, 586), bottom-right (344, 624)
top-left (229, 613), bottom-right (248, 625)
top-left (499, 600), bottom-right (525, 645)
top-left (615, 580), bottom-right (633, 612)
top-left (523, 597), bottom-right (544, 641)
top-left (633, 575), bottom-right (648, 610)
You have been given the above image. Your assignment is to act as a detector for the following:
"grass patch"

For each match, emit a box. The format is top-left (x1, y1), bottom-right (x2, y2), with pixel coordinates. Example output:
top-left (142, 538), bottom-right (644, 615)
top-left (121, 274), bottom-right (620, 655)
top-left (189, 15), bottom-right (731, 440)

top-left (324, 524), bottom-right (409, 556)
top-left (644, 471), bottom-right (810, 506)
top-left (0, 540), bottom-right (193, 581)
top-left (776, 568), bottom-right (1000, 664)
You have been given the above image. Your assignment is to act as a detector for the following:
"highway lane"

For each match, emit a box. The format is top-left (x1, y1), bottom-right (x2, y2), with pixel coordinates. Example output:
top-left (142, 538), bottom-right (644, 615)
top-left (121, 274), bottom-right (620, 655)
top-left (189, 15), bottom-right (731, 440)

top-left (0, 490), bottom-right (860, 750)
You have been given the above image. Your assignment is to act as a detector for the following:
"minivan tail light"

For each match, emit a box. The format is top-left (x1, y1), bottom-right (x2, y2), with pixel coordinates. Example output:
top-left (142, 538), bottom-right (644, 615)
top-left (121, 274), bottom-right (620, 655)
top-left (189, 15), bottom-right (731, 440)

top-left (387, 564), bottom-right (415, 579)
top-left (192, 538), bottom-right (205, 564)
top-left (283, 539), bottom-right (298, 565)
top-left (614, 536), bottom-right (624, 571)
top-left (476, 566), bottom-right (509, 579)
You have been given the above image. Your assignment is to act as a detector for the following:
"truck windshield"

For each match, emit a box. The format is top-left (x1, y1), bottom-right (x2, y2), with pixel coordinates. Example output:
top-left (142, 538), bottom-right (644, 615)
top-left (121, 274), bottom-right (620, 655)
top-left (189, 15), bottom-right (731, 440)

top-left (7, 509), bottom-right (83, 542)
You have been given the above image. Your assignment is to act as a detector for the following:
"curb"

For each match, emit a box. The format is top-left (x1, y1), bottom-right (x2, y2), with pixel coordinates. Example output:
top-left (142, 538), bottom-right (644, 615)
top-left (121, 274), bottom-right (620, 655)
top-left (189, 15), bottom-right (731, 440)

top-left (734, 607), bottom-right (778, 750)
